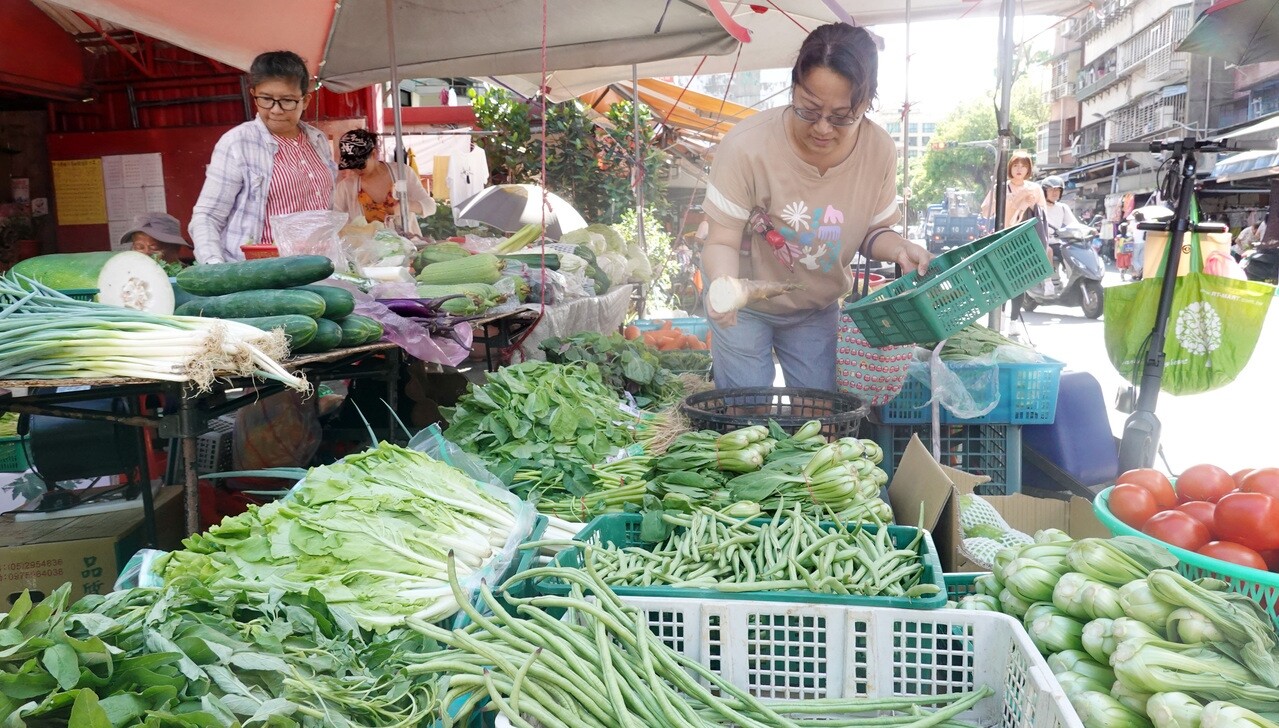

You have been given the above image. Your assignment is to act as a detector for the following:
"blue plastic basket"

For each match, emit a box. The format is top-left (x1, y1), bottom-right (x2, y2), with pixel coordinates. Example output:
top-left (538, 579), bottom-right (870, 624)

top-left (879, 357), bottom-right (1065, 425)
top-left (58, 288), bottom-right (98, 302)
top-left (875, 422), bottom-right (1022, 495)
top-left (631, 316), bottom-right (709, 341)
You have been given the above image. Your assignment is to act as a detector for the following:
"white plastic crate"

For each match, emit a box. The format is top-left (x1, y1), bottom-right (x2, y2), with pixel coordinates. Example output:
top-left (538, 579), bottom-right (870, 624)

top-left (621, 596), bottom-right (1082, 728)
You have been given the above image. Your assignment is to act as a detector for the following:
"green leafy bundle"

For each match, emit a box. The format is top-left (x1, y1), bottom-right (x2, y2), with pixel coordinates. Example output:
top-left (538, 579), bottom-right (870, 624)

top-left (540, 331), bottom-right (681, 407)
top-left (155, 442), bottom-right (519, 632)
top-left (0, 583), bottom-right (438, 727)
top-left (442, 361), bottom-right (640, 503)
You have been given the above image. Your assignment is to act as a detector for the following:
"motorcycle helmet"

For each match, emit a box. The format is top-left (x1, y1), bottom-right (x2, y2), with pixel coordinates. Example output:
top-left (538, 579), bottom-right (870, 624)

top-left (1042, 175), bottom-right (1065, 190)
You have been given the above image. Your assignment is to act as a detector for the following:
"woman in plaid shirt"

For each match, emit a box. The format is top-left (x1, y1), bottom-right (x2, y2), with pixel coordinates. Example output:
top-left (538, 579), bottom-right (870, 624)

top-left (189, 51), bottom-right (337, 264)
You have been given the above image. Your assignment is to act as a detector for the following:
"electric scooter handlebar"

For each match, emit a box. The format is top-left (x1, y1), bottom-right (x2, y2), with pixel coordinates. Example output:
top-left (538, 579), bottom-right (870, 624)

top-left (1108, 138), bottom-right (1278, 153)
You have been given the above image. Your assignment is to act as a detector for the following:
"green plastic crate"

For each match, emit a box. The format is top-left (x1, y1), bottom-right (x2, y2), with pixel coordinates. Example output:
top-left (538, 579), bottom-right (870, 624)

top-left (58, 288), bottom-right (98, 302)
top-left (0, 436), bottom-right (29, 473)
top-left (844, 219), bottom-right (1051, 347)
top-left (944, 572), bottom-right (985, 602)
top-left (537, 513), bottom-right (947, 610)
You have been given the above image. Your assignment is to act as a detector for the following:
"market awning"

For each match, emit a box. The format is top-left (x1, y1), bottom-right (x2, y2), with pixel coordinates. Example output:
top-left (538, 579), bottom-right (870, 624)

top-left (1066, 158), bottom-right (1121, 180)
top-left (1210, 148), bottom-right (1279, 182)
top-left (1212, 112), bottom-right (1279, 144)
top-left (589, 79), bottom-right (758, 142)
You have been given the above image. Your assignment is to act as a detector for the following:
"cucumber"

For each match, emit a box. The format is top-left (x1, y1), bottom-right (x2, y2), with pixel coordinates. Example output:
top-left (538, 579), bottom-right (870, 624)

top-left (294, 318), bottom-right (342, 354)
top-left (500, 253), bottom-right (560, 271)
top-left (229, 315), bottom-right (319, 350)
top-left (12, 251), bottom-right (174, 313)
top-left (338, 314), bottom-right (384, 347)
top-left (293, 284), bottom-right (355, 320)
top-left (171, 280), bottom-right (202, 310)
top-left (175, 255), bottom-right (334, 296)
top-left (174, 289), bottom-right (326, 319)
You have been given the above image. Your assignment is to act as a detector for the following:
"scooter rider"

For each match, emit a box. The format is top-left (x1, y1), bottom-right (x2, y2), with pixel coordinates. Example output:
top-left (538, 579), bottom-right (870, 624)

top-left (1041, 176), bottom-right (1079, 278)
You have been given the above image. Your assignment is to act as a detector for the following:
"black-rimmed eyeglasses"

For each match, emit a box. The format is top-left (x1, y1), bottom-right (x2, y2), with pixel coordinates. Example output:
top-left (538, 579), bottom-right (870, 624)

top-left (790, 105), bottom-right (861, 127)
top-left (253, 95), bottom-right (302, 111)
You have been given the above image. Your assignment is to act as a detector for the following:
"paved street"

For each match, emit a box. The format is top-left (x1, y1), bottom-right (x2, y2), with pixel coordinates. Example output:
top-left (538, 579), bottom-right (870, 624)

top-left (1011, 268), bottom-right (1279, 475)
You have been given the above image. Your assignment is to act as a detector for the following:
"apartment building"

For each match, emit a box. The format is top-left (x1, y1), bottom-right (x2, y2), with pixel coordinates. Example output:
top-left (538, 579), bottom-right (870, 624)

top-left (882, 117), bottom-right (941, 161)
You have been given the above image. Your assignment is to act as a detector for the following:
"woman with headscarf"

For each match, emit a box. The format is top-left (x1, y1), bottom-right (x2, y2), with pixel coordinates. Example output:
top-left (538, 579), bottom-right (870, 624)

top-left (333, 129), bottom-right (435, 234)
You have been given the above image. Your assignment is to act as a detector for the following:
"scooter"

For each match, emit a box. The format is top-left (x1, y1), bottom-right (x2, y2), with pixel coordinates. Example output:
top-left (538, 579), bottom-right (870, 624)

top-left (1241, 244), bottom-right (1279, 283)
top-left (1022, 223), bottom-right (1106, 319)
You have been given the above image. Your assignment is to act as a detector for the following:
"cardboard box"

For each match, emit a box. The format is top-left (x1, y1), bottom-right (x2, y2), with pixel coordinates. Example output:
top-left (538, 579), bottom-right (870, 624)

top-left (888, 435), bottom-right (1107, 572)
top-left (0, 486), bottom-right (182, 607)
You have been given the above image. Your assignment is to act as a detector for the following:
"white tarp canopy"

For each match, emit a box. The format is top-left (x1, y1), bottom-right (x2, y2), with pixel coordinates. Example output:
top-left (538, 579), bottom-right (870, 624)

top-left (45, 0), bottom-right (1087, 94)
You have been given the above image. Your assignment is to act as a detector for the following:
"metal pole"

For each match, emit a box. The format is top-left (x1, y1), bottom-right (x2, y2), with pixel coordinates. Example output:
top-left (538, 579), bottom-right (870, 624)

top-left (632, 63), bottom-right (645, 252)
top-left (385, 0), bottom-right (412, 235)
top-left (986, 0), bottom-right (1017, 331)
top-left (901, 0), bottom-right (911, 226)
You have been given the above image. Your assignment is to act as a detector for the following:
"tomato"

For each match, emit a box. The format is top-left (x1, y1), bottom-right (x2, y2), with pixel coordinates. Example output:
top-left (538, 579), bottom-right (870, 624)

top-left (1175, 464), bottom-right (1236, 503)
top-left (1109, 484), bottom-right (1160, 529)
top-left (1233, 468), bottom-right (1255, 488)
top-left (1198, 541), bottom-right (1269, 571)
top-left (1260, 550), bottom-right (1279, 572)
top-left (1141, 510), bottom-right (1211, 551)
top-left (1117, 468), bottom-right (1177, 509)
top-left (1213, 492), bottom-right (1279, 552)
top-left (1176, 501), bottom-right (1218, 538)
top-left (1241, 468), bottom-right (1279, 501)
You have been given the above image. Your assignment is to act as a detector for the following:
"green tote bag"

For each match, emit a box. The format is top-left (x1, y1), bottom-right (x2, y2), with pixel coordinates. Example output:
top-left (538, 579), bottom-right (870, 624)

top-left (1104, 211), bottom-right (1274, 395)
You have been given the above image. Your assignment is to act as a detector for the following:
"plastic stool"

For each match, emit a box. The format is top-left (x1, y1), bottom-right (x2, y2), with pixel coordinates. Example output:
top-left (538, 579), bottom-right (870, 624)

top-left (1021, 371), bottom-right (1119, 493)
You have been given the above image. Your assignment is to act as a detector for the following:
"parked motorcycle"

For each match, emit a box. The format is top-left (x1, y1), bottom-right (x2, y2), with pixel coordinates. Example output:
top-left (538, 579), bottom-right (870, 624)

top-left (1022, 223), bottom-right (1106, 319)
top-left (1241, 244), bottom-right (1279, 283)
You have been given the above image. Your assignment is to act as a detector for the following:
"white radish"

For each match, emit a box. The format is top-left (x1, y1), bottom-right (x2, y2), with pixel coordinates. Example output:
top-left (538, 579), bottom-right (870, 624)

top-left (707, 276), bottom-right (801, 313)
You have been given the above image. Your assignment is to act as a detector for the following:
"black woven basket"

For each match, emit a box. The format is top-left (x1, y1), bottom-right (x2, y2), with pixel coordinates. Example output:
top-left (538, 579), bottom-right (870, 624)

top-left (680, 387), bottom-right (869, 439)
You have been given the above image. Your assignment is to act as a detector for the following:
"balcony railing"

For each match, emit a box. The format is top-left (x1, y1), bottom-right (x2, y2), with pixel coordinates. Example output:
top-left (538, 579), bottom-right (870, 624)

top-left (1110, 91), bottom-right (1188, 142)
top-left (1069, 0), bottom-right (1137, 41)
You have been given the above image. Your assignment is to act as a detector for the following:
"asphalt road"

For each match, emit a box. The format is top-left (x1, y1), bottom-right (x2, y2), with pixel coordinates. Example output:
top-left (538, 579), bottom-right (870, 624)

top-left (1009, 269), bottom-right (1279, 476)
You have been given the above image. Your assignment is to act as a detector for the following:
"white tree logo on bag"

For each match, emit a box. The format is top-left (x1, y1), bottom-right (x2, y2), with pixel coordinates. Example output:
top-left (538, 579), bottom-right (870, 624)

top-left (1174, 301), bottom-right (1223, 360)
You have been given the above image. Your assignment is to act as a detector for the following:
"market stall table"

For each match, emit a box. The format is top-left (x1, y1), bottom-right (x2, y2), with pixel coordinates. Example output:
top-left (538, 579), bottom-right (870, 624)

top-left (469, 284), bottom-right (636, 367)
top-left (0, 342), bottom-right (402, 539)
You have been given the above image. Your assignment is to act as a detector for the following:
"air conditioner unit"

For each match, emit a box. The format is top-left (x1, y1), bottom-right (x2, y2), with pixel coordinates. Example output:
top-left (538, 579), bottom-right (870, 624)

top-left (1157, 107), bottom-right (1177, 130)
top-left (1251, 97), bottom-right (1266, 118)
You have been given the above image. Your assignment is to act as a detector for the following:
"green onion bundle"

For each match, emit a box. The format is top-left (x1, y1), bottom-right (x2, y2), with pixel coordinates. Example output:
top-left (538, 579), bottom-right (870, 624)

top-left (0, 276), bottom-right (306, 391)
top-left (582, 504), bottom-right (939, 598)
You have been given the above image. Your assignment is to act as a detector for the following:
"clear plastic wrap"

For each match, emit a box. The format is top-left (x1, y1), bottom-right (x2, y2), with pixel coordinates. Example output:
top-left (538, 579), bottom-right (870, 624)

top-left (270, 210), bottom-right (350, 271)
top-left (911, 342), bottom-right (1045, 420)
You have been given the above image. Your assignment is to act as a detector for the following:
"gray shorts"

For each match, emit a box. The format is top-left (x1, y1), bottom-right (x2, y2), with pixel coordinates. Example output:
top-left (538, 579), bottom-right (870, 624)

top-left (709, 303), bottom-right (838, 390)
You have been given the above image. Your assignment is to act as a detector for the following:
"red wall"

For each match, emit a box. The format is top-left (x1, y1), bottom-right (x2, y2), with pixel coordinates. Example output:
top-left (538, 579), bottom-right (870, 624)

top-left (46, 126), bottom-right (233, 252)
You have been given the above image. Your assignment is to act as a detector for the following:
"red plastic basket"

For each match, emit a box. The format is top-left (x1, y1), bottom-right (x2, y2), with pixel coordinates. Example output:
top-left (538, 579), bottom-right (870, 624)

top-left (240, 244), bottom-right (279, 259)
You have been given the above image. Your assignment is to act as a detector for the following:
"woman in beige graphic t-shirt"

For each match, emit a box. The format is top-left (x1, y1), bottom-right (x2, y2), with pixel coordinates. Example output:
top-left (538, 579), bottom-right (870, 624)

top-left (701, 23), bottom-right (932, 391)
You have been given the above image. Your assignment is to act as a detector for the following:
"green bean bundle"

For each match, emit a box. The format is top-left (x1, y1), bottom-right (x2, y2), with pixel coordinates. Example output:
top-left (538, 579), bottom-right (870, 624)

top-left (406, 559), bottom-right (991, 727)
top-left (584, 505), bottom-right (939, 598)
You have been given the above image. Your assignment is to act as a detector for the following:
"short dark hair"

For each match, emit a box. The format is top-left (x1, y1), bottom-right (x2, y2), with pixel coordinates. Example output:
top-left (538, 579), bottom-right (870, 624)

top-left (791, 23), bottom-right (878, 112)
top-left (249, 51), bottom-right (311, 95)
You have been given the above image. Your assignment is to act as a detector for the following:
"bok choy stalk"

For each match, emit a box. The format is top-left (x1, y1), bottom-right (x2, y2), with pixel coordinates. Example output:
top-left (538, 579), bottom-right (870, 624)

top-left (1048, 650), bottom-right (1116, 685)
top-left (0, 276), bottom-right (307, 392)
top-left (1145, 692), bottom-right (1204, 728)
top-left (1112, 617), bottom-right (1163, 648)
top-left (974, 573), bottom-right (1002, 597)
top-left (1003, 558), bottom-right (1064, 603)
top-left (1111, 681), bottom-right (1153, 715)
top-left (1069, 691), bottom-right (1154, 728)
top-left (156, 442), bottom-right (521, 631)
top-left (1065, 537), bottom-right (1178, 587)
top-left (998, 587), bottom-right (1033, 619)
top-left (957, 594), bottom-right (1000, 611)
top-left (1167, 607), bottom-right (1227, 645)
top-left (1028, 612), bottom-right (1086, 654)
top-left (1200, 701), bottom-right (1279, 727)
top-left (1056, 670), bottom-right (1112, 699)
top-left (1083, 618), bottom-right (1118, 665)
top-left (1118, 579), bottom-right (1176, 633)
top-left (1146, 569), bottom-right (1279, 687)
top-left (1111, 640), bottom-right (1279, 712)
top-left (1054, 572), bottom-right (1125, 620)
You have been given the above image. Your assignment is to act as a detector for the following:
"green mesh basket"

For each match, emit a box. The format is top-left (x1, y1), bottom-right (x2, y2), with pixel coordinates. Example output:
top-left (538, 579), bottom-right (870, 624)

top-left (844, 219), bottom-right (1051, 347)
top-left (1094, 486), bottom-right (1279, 630)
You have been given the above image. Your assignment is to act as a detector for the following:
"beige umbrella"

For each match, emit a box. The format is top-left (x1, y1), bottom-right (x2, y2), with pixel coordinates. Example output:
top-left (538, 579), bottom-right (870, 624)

top-left (453, 184), bottom-right (587, 240)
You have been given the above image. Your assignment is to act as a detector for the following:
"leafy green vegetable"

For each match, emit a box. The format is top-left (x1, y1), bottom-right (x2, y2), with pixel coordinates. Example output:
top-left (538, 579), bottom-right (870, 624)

top-left (155, 442), bottom-right (519, 631)
top-left (442, 361), bottom-right (640, 505)
top-left (540, 331), bottom-right (681, 407)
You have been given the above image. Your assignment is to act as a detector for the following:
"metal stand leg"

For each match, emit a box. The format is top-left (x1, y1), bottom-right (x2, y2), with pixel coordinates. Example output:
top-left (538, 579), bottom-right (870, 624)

top-left (177, 394), bottom-right (201, 535)
top-left (128, 397), bottom-right (158, 547)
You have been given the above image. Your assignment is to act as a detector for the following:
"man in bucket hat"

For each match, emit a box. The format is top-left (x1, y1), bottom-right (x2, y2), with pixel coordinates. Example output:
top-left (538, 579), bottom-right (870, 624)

top-left (120, 212), bottom-right (192, 266)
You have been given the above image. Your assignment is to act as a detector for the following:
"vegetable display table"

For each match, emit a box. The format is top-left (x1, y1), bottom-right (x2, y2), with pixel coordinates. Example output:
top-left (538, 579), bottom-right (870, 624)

top-left (0, 342), bottom-right (402, 539)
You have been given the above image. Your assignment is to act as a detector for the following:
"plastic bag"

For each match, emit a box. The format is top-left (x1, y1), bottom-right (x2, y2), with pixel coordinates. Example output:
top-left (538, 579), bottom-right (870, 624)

top-left (344, 227), bottom-right (416, 273)
top-left (270, 210), bottom-right (349, 271)
top-left (233, 391), bottom-right (322, 471)
top-left (407, 423), bottom-right (538, 628)
top-left (353, 297), bottom-right (472, 367)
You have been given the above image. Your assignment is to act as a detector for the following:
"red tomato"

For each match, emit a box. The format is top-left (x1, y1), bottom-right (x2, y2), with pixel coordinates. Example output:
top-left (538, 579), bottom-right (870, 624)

top-left (1241, 468), bottom-right (1279, 501)
top-left (1198, 541), bottom-right (1269, 571)
top-left (1214, 492), bottom-right (1279, 552)
top-left (1109, 484), bottom-right (1159, 529)
top-left (1233, 468), bottom-right (1255, 488)
top-left (1176, 501), bottom-right (1218, 538)
top-left (1117, 468), bottom-right (1177, 509)
top-left (1176, 464), bottom-right (1237, 503)
top-left (1260, 550), bottom-right (1279, 572)
top-left (1142, 510), bottom-right (1211, 551)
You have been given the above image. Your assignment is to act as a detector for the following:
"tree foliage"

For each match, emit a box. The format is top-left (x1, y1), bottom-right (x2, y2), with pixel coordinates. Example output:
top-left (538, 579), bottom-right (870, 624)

top-left (908, 82), bottom-right (1048, 219)
top-left (469, 88), bottom-right (666, 224)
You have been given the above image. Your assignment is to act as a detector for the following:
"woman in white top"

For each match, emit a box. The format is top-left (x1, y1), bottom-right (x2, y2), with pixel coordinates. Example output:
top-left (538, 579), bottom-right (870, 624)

top-left (333, 129), bottom-right (435, 234)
